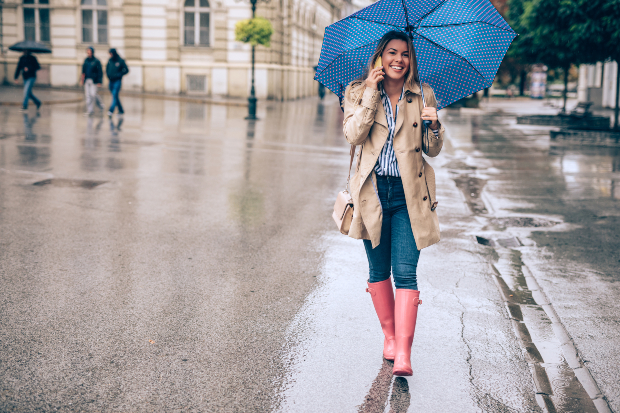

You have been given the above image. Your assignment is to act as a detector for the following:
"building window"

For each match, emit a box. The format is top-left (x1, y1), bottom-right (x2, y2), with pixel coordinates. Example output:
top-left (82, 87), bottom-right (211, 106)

top-left (81, 0), bottom-right (107, 44)
top-left (23, 0), bottom-right (50, 43)
top-left (184, 0), bottom-right (210, 47)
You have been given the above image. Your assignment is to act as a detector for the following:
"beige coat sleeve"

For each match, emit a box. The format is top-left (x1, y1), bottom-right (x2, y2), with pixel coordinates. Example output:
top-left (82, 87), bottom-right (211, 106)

top-left (343, 83), bottom-right (381, 146)
top-left (422, 85), bottom-right (445, 158)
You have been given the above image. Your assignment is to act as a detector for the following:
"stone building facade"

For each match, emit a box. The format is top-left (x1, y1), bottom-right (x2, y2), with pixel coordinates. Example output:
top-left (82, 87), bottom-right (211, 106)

top-left (0, 0), bottom-right (350, 99)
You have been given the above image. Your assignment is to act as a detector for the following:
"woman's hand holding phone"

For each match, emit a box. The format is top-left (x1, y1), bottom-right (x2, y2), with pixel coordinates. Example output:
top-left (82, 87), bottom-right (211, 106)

top-left (365, 57), bottom-right (384, 90)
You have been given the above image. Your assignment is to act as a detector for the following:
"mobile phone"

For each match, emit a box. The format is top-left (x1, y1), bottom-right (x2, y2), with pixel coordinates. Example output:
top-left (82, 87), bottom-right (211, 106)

top-left (374, 56), bottom-right (382, 69)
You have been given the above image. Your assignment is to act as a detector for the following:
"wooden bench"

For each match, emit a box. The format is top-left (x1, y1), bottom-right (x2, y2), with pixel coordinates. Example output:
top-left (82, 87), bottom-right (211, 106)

top-left (569, 102), bottom-right (593, 118)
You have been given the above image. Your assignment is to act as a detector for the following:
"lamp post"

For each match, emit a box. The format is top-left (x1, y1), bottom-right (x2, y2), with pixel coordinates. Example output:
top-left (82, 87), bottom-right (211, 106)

top-left (245, 0), bottom-right (269, 120)
top-left (246, 0), bottom-right (258, 119)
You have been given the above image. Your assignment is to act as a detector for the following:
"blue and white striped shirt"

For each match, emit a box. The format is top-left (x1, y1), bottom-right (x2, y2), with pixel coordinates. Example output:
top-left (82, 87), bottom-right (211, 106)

top-left (374, 85), bottom-right (404, 177)
top-left (374, 85), bottom-right (440, 177)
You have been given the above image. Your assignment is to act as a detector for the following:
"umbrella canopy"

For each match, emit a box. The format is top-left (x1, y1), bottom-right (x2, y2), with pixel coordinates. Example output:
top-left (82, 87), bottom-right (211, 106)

top-left (9, 41), bottom-right (52, 54)
top-left (315, 0), bottom-right (517, 109)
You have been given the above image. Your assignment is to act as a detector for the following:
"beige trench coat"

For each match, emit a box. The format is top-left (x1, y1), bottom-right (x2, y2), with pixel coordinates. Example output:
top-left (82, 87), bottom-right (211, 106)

top-left (343, 81), bottom-right (445, 250)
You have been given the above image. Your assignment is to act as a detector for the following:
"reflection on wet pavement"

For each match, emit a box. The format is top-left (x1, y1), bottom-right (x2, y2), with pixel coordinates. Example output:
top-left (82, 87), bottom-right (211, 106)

top-left (441, 101), bottom-right (620, 412)
top-left (1, 96), bottom-right (618, 412)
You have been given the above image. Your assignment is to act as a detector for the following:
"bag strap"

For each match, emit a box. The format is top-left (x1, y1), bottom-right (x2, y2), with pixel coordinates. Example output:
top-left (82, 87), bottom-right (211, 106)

top-left (345, 144), bottom-right (355, 191)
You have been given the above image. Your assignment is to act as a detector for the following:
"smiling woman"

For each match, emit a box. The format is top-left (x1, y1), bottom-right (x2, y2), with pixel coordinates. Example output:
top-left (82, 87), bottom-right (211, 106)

top-left (343, 30), bottom-right (445, 377)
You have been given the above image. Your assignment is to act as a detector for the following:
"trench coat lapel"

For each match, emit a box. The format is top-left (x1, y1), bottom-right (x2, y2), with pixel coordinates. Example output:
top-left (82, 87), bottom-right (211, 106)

top-left (374, 96), bottom-right (388, 129)
top-left (393, 98), bottom-right (406, 137)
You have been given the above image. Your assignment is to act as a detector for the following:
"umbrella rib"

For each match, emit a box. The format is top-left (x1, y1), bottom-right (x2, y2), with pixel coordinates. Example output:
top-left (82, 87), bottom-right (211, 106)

top-left (411, 0), bottom-right (451, 27)
top-left (416, 31), bottom-right (489, 84)
top-left (419, 20), bottom-right (516, 34)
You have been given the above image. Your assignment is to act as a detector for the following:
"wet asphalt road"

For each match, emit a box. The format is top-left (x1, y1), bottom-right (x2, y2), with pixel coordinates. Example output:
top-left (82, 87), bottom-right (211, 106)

top-left (0, 94), bottom-right (618, 412)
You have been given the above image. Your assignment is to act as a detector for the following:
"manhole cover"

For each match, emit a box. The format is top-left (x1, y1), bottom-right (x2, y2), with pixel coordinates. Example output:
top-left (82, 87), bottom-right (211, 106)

top-left (491, 217), bottom-right (557, 228)
top-left (33, 178), bottom-right (107, 189)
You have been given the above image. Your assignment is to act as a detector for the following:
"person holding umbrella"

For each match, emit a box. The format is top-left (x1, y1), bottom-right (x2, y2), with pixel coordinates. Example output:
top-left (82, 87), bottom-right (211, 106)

top-left (81, 46), bottom-right (104, 116)
top-left (14, 51), bottom-right (42, 112)
top-left (343, 30), bottom-right (444, 377)
top-left (316, 0), bottom-right (515, 379)
top-left (105, 48), bottom-right (129, 117)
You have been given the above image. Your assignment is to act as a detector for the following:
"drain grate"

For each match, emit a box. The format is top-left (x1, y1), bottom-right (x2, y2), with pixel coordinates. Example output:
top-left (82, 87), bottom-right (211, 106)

top-left (33, 178), bottom-right (107, 189)
top-left (491, 217), bottom-right (557, 228)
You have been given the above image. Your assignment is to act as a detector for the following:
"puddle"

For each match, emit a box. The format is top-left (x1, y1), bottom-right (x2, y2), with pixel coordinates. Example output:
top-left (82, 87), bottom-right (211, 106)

top-left (496, 237), bottom-right (522, 248)
top-left (33, 178), bottom-right (107, 189)
top-left (443, 159), bottom-right (477, 171)
top-left (453, 175), bottom-right (488, 214)
top-left (491, 217), bottom-right (558, 228)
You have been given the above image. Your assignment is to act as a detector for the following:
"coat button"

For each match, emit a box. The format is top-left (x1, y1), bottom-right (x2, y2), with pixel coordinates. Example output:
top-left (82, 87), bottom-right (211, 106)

top-left (419, 172), bottom-right (422, 177)
top-left (423, 196), bottom-right (428, 201)
top-left (413, 122), bottom-right (418, 127)
top-left (407, 97), bottom-right (412, 103)
top-left (415, 147), bottom-right (420, 152)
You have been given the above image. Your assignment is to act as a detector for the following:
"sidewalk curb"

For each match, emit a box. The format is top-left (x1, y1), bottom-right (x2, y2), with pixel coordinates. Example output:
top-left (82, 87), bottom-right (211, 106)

top-left (0, 97), bottom-right (84, 106)
top-left (482, 223), bottom-right (613, 413)
top-left (448, 158), bottom-right (613, 413)
top-left (0, 85), bottom-right (249, 107)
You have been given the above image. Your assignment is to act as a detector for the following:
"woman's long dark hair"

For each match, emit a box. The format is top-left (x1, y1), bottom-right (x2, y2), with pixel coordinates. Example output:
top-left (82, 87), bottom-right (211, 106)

top-left (362, 31), bottom-right (420, 88)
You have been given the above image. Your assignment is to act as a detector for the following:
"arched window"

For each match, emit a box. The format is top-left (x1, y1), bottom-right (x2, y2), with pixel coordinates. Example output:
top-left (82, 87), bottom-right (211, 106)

top-left (23, 0), bottom-right (50, 43)
top-left (81, 0), bottom-right (107, 44)
top-left (184, 0), bottom-right (210, 46)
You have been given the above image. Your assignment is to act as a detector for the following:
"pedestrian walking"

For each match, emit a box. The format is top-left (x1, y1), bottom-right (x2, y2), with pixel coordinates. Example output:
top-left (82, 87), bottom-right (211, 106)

top-left (14, 51), bottom-right (42, 112)
top-left (81, 47), bottom-right (104, 116)
top-left (105, 48), bottom-right (129, 117)
top-left (342, 31), bottom-right (445, 377)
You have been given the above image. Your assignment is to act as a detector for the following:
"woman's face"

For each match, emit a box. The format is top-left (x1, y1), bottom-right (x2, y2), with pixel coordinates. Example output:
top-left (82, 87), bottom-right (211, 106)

top-left (381, 39), bottom-right (410, 82)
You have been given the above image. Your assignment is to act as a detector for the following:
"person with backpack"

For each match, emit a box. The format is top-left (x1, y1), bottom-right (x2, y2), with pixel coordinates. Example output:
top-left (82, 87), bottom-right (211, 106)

top-left (106, 48), bottom-right (129, 117)
top-left (14, 51), bottom-right (42, 112)
top-left (80, 47), bottom-right (104, 116)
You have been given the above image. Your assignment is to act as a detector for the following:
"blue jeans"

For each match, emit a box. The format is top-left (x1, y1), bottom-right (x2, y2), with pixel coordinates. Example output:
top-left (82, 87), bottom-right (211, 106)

top-left (363, 175), bottom-right (420, 290)
top-left (108, 79), bottom-right (124, 114)
top-left (22, 77), bottom-right (41, 109)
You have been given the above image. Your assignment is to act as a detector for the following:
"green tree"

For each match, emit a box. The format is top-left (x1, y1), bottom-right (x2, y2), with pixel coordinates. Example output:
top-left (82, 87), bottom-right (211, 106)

top-left (234, 16), bottom-right (273, 120)
top-left (511, 0), bottom-right (584, 112)
top-left (235, 17), bottom-right (273, 47)
top-left (507, 0), bottom-right (536, 95)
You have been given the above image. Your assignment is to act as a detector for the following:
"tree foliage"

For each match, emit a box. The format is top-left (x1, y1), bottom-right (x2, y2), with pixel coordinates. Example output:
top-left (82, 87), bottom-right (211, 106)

top-left (235, 17), bottom-right (273, 47)
top-left (599, 0), bottom-right (620, 61)
top-left (508, 0), bottom-right (577, 70)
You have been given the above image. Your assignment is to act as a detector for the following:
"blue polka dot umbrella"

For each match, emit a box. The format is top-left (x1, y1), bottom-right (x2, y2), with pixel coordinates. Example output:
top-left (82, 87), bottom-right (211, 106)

top-left (315, 0), bottom-right (517, 109)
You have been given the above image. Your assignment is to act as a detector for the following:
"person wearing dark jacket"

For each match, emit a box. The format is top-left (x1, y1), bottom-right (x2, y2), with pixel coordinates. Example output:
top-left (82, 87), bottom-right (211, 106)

top-left (80, 47), bottom-right (104, 115)
top-left (14, 52), bottom-right (42, 111)
top-left (105, 48), bottom-right (129, 116)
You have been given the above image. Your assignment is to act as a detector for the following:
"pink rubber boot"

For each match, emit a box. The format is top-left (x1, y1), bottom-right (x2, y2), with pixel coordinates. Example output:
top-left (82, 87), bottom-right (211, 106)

top-left (366, 278), bottom-right (396, 360)
top-left (392, 289), bottom-right (422, 376)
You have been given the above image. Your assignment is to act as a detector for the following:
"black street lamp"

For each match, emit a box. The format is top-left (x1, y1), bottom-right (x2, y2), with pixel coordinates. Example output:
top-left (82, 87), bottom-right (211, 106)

top-left (245, 0), bottom-right (269, 120)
